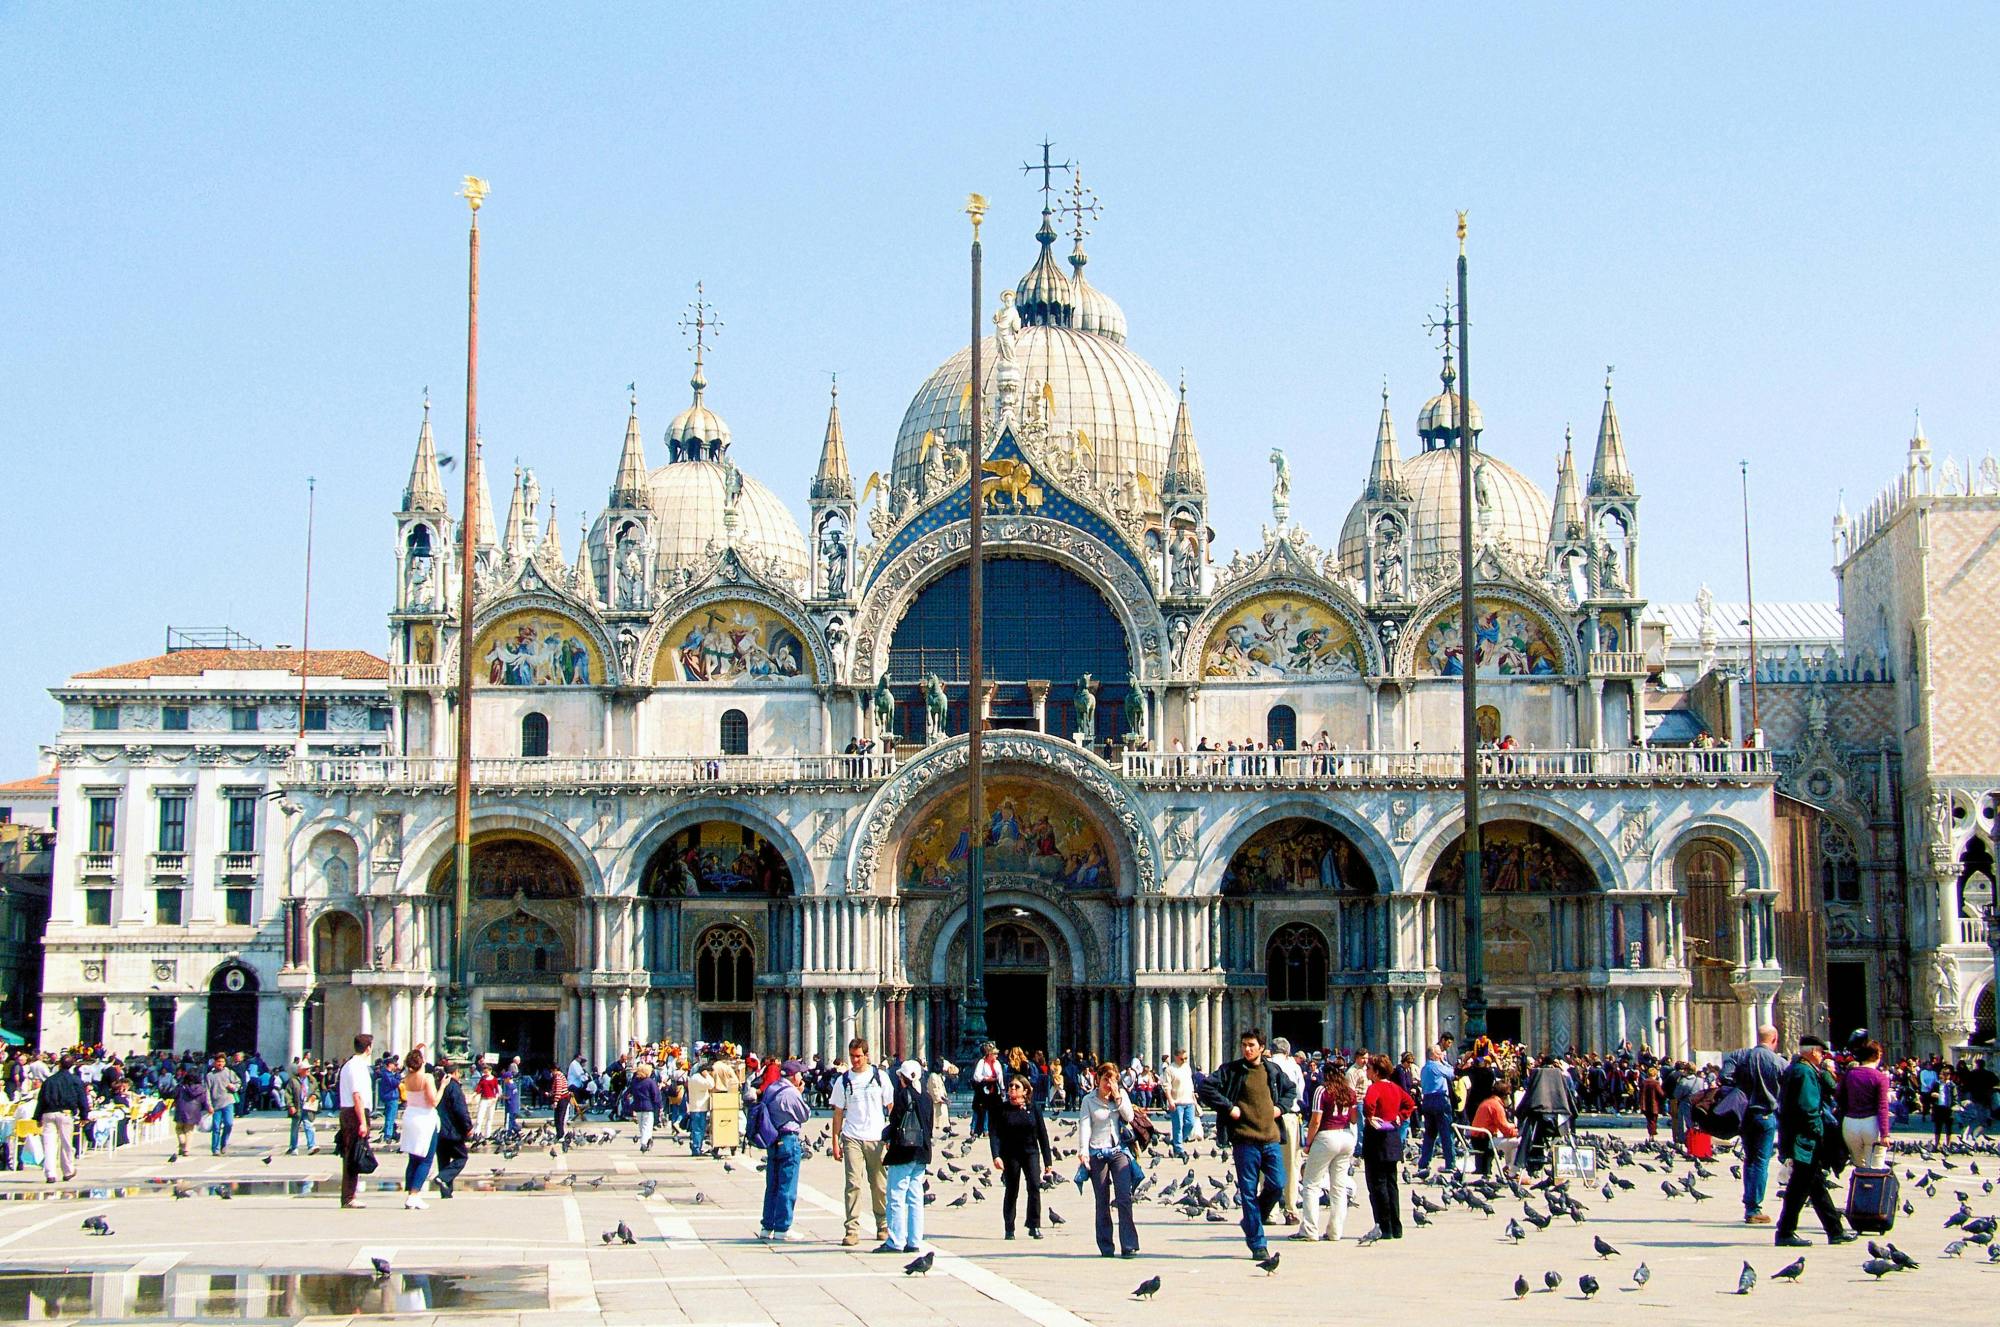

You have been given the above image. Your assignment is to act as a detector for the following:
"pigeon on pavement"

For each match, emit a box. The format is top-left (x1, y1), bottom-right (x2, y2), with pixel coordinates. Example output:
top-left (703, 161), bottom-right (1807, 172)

top-left (1132, 1276), bottom-right (1161, 1300)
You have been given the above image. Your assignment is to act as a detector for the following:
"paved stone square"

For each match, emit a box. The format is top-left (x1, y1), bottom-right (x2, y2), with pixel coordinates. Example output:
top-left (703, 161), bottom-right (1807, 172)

top-left (0, 1111), bottom-right (1994, 1325)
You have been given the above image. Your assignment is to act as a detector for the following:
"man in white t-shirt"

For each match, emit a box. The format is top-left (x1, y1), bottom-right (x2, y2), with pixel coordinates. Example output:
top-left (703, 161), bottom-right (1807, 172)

top-left (1163, 1048), bottom-right (1198, 1158)
top-left (828, 1037), bottom-right (894, 1247)
top-left (335, 1032), bottom-right (375, 1209)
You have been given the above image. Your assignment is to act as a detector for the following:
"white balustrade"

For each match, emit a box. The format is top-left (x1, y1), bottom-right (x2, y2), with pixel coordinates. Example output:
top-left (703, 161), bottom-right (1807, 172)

top-left (291, 752), bottom-right (898, 788)
top-left (1123, 746), bottom-right (1771, 783)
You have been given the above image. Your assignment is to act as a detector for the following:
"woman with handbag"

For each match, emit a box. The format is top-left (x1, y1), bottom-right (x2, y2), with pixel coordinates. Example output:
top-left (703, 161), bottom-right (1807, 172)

top-left (171, 1068), bottom-right (209, 1160)
top-left (397, 1049), bottom-right (441, 1210)
top-left (1357, 1054), bottom-right (1415, 1244)
top-left (1075, 1062), bottom-right (1140, 1258)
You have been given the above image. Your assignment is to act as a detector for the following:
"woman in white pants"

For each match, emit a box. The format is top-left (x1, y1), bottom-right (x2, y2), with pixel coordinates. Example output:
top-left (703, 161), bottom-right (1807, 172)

top-left (1296, 1072), bottom-right (1360, 1241)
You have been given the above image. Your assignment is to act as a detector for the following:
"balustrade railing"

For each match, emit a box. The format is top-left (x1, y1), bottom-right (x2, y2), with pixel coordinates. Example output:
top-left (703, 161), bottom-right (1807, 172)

top-left (1953, 915), bottom-right (1990, 947)
top-left (1123, 746), bottom-right (1771, 783)
top-left (291, 752), bottom-right (898, 788)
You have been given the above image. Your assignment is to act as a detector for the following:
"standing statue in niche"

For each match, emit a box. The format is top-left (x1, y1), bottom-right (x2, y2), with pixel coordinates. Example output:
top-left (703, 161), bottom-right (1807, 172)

top-left (820, 525), bottom-right (849, 598)
top-left (616, 627), bottom-right (639, 680)
top-left (404, 549), bottom-right (435, 610)
top-left (1373, 518), bottom-right (1405, 600)
top-left (1927, 952), bottom-right (1960, 1017)
top-left (921, 672), bottom-right (950, 742)
top-left (1122, 676), bottom-right (1145, 740)
top-left (1170, 528), bottom-right (1201, 595)
top-left (1595, 538), bottom-right (1625, 594)
top-left (1073, 672), bottom-right (1097, 740)
top-left (872, 672), bottom-right (898, 743)
top-left (616, 535), bottom-right (646, 608)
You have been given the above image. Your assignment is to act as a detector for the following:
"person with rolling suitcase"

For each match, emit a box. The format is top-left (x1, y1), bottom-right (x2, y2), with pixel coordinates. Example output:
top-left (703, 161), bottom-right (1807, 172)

top-left (1772, 1034), bottom-right (1854, 1249)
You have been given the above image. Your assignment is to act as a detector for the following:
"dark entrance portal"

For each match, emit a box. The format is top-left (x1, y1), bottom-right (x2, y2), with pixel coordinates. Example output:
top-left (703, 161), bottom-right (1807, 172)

top-left (206, 963), bottom-right (261, 1054)
top-left (488, 1008), bottom-right (557, 1071)
top-left (699, 1010), bottom-right (752, 1046)
top-left (1486, 1006), bottom-right (1524, 1044)
top-left (1270, 1007), bottom-right (1321, 1054)
top-left (983, 973), bottom-right (1047, 1056)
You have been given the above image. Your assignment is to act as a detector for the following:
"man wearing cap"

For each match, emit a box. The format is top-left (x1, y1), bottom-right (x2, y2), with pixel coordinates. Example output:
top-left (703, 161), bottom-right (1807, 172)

top-left (1269, 1036), bottom-right (1307, 1223)
top-left (757, 1060), bottom-right (812, 1242)
top-left (1773, 1034), bottom-right (1853, 1248)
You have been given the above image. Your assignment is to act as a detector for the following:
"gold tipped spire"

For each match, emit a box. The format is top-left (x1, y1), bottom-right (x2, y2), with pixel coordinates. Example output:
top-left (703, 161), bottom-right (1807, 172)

top-left (1456, 209), bottom-right (1467, 255)
top-left (966, 192), bottom-right (988, 239)
top-left (458, 176), bottom-right (490, 216)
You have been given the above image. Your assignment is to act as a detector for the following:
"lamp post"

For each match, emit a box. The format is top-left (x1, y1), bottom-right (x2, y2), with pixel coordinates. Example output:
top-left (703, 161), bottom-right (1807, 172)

top-left (1454, 213), bottom-right (1486, 1043)
top-left (957, 192), bottom-right (992, 1066)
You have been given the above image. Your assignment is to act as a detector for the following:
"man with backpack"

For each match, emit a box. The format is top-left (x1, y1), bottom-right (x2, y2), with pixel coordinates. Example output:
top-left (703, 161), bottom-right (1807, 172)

top-left (1720, 1024), bottom-right (1788, 1225)
top-left (828, 1037), bottom-right (893, 1247)
top-left (754, 1060), bottom-right (812, 1242)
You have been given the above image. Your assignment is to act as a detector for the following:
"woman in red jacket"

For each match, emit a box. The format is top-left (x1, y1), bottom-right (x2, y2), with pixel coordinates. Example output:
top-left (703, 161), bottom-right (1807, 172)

top-left (1358, 1054), bottom-right (1416, 1244)
top-left (1637, 1067), bottom-right (1667, 1139)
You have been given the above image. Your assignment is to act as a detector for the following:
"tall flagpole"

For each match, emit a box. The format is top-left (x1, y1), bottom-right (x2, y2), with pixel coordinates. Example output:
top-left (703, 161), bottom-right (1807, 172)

top-left (296, 477), bottom-right (316, 743)
top-left (1740, 461), bottom-right (1761, 745)
top-left (1455, 212), bottom-right (1487, 1042)
top-left (959, 193), bottom-right (992, 1063)
top-left (447, 175), bottom-right (489, 1063)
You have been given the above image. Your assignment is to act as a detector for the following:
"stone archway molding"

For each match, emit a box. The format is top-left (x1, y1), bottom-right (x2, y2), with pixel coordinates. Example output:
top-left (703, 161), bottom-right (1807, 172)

top-left (608, 797), bottom-right (813, 900)
top-left (398, 805), bottom-right (604, 897)
top-left (846, 730), bottom-right (1160, 895)
top-left (1406, 791), bottom-right (1628, 894)
top-left (1197, 796), bottom-right (1402, 896)
top-left (916, 882), bottom-right (1102, 986)
top-left (1650, 815), bottom-right (1773, 895)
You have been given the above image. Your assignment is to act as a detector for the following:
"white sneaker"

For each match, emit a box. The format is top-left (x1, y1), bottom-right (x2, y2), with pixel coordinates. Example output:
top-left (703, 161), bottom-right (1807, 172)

top-left (406, 1195), bottom-right (428, 1210)
top-left (779, 1229), bottom-right (810, 1242)
top-left (756, 1228), bottom-right (772, 1241)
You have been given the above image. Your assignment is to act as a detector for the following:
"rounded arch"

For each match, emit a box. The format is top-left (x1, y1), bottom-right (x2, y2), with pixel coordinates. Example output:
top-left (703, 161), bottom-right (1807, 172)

top-left (304, 828), bottom-right (360, 899)
top-left (1425, 819), bottom-right (1598, 895)
top-left (1222, 817), bottom-right (1381, 896)
top-left (612, 799), bottom-right (811, 900)
top-left (850, 730), bottom-right (1159, 895)
top-left (642, 586), bottom-right (830, 686)
top-left (401, 806), bottom-right (604, 898)
top-left (206, 959), bottom-right (262, 994)
top-left (851, 523), bottom-right (1169, 685)
top-left (286, 814), bottom-right (371, 897)
top-left (1265, 921), bottom-right (1330, 1004)
top-left (920, 888), bottom-right (1095, 986)
top-left (1199, 797), bottom-right (1399, 899)
top-left (1406, 794), bottom-right (1624, 895)
top-left (426, 832), bottom-right (585, 900)
top-left (1397, 587), bottom-right (1577, 677)
top-left (474, 909), bottom-right (568, 978)
top-left (640, 819), bottom-right (794, 897)
top-left (1190, 576), bottom-right (1381, 679)
top-left (452, 592), bottom-right (618, 686)
top-left (693, 922), bottom-right (757, 1007)
top-left (1648, 815), bottom-right (1772, 895)
top-left (310, 907), bottom-right (366, 977)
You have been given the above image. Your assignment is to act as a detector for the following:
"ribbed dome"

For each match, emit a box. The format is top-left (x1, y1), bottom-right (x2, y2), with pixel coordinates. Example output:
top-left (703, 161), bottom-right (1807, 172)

top-left (892, 325), bottom-right (1175, 503)
top-left (1339, 447), bottom-right (1549, 578)
top-left (1071, 270), bottom-right (1128, 343)
top-left (647, 460), bottom-right (810, 582)
top-left (666, 400), bottom-right (731, 456)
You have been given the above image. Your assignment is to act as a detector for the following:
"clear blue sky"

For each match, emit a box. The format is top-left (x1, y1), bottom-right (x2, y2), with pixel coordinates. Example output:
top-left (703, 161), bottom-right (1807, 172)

top-left (5, 6), bottom-right (1996, 770)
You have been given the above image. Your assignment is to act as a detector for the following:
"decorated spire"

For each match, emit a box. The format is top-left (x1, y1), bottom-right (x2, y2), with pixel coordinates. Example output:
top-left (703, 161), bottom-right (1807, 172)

top-left (536, 495), bottom-right (565, 569)
top-left (608, 386), bottom-right (652, 509)
top-left (472, 435), bottom-right (498, 549)
top-left (1365, 378), bottom-right (1406, 500)
top-left (571, 520), bottom-right (597, 605)
top-left (1909, 407), bottom-right (1929, 452)
top-left (1550, 424), bottom-right (1586, 542)
top-left (812, 375), bottom-right (853, 501)
top-left (1163, 374), bottom-right (1206, 498)
top-left (502, 465), bottom-right (527, 557)
top-left (1588, 366), bottom-right (1635, 497)
top-left (402, 392), bottom-right (448, 513)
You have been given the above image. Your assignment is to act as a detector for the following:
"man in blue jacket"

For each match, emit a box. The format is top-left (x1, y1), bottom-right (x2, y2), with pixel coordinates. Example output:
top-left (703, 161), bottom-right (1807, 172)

top-left (1721, 1025), bottom-right (1787, 1225)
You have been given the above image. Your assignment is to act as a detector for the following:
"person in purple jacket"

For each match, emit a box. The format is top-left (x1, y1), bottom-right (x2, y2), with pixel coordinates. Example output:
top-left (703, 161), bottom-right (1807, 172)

top-left (1837, 1038), bottom-right (1895, 1169)
top-left (756, 1060), bottom-right (812, 1242)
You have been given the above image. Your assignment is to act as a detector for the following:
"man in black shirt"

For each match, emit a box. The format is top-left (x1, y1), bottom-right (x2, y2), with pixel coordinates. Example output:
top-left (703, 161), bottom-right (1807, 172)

top-left (33, 1053), bottom-right (90, 1183)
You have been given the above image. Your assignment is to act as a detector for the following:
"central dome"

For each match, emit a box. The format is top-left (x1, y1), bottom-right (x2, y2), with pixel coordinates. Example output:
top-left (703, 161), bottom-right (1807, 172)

top-left (648, 460), bottom-right (810, 583)
top-left (1339, 447), bottom-right (1550, 578)
top-left (892, 213), bottom-right (1175, 504)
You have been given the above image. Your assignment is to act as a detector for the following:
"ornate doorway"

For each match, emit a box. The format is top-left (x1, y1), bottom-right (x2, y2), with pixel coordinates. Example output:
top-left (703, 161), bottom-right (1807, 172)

top-left (984, 920), bottom-right (1052, 1056)
top-left (695, 924), bottom-right (755, 1046)
top-left (206, 962), bottom-right (260, 1054)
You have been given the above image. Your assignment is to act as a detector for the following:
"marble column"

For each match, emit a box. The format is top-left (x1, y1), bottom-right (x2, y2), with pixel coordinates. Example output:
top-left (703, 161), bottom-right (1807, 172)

top-left (286, 995), bottom-right (307, 1061)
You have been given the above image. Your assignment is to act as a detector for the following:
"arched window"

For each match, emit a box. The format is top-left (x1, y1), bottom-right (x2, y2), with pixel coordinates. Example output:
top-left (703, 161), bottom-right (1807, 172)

top-left (719, 708), bottom-right (749, 756)
top-left (1266, 923), bottom-right (1329, 1005)
top-left (696, 925), bottom-right (754, 1005)
top-left (1266, 705), bottom-right (1296, 750)
top-left (1820, 821), bottom-right (1860, 903)
top-left (887, 557), bottom-right (1132, 739)
top-left (406, 526), bottom-right (432, 558)
top-left (520, 712), bottom-right (549, 758)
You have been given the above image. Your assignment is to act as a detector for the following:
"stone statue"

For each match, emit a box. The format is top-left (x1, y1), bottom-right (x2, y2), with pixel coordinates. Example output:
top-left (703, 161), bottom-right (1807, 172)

top-left (721, 460), bottom-right (744, 510)
top-left (1073, 672), bottom-right (1097, 738)
top-left (616, 535), bottom-right (646, 608)
top-left (1373, 517), bottom-right (1404, 600)
top-left (1473, 459), bottom-right (1493, 523)
top-left (1268, 448), bottom-right (1291, 503)
top-left (1169, 615), bottom-right (1190, 663)
top-left (616, 627), bottom-right (639, 679)
top-left (993, 288), bottom-right (1022, 410)
top-left (404, 549), bottom-right (434, 610)
top-left (1979, 453), bottom-right (2000, 495)
top-left (820, 525), bottom-right (849, 598)
top-left (1696, 582), bottom-right (1715, 627)
top-left (1122, 676), bottom-right (1145, 738)
top-left (872, 672), bottom-right (897, 741)
top-left (1805, 685), bottom-right (1828, 736)
top-left (1928, 952), bottom-right (1960, 1014)
top-left (1170, 528), bottom-right (1201, 595)
top-left (921, 672), bottom-right (949, 741)
top-left (1595, 538), bottom-right (1625, 594)
top-left (1930, 790), bottom-right (1957, 853)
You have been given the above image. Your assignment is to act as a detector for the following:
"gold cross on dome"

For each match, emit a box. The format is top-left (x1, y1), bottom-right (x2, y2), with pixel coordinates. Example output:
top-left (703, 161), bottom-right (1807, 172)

top-left (1020, 137), bottom-right (1072, 207)
top-left (1423, 285), bottom-right (1455, 356)
top-left (678, 281), bottom-right (722, 366)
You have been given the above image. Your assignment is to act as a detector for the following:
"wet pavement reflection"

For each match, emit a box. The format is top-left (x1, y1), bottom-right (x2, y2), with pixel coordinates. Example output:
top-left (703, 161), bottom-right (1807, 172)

top-left (0, 1265), bottom-right (547, 1319)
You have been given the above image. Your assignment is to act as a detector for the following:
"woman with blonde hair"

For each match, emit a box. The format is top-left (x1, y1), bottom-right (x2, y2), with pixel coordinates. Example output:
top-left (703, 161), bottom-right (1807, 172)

top-left (398, 1048), bottom-right (441, 1209)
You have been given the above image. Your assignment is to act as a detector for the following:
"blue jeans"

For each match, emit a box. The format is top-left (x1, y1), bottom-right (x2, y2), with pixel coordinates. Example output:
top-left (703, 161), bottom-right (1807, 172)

top-left (504, 1100), bottom-right (520, 1134)
top-left (1418, 1097), bottom-right (1457, 1170)
top-left (288, 1111), bottom-right (317, 1153)
top-left (1088, 1149), bottom-right (1139, 1255)
top-left (210, 1104), bottom-right (235, 1154)
top-left (1739, 1109), bottom-right (1777, 1215)
top-left (761, 1134), bottom-right (802, 1233)
top-left (1231, 1139), bottom-right (1285, 1253)
top-left (405, 1135), bottom-right (436, 1192)
top-left (688, 1111), bottom-right (709, 1155)
top-left (1170, 1103), bottom-right (1197, 1154)
top-left (380, 1096), bottom-right (400, 1141)
top-left (885, 1160), bottom-right (927, 1250)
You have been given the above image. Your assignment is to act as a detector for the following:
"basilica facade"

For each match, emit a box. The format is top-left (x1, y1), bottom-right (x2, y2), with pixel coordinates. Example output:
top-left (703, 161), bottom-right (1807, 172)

top-left (260, 194), bottom-right (1798, 1073)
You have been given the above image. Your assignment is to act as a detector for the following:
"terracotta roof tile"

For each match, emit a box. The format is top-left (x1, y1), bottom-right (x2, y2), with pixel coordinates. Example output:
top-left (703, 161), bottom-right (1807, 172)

top-left (74, 649), bottom-right (389, 681)
top-left (0, 772), bottom-right (58, 794)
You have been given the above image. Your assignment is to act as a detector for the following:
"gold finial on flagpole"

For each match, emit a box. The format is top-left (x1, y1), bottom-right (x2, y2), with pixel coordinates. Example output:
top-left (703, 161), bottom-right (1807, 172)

top-left (1456, 209), bottom-right (1468, 254)
top-left (966, 192), bottom-right (988, 239)
top-left (459, 176), bottom-right (490, 215)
